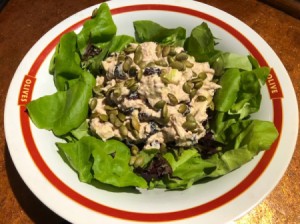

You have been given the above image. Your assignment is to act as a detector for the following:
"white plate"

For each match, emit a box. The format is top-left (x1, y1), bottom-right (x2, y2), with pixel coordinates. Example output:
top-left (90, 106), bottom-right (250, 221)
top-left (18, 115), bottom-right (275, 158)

top-left (4, 0), bottom-right (298, 223)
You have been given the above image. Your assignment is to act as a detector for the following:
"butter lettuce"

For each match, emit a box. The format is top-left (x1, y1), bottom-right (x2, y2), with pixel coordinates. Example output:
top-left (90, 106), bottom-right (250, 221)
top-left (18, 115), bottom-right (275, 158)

top-left (26, 3), bottom-right (278, 190)
top-left (27, 72), bottom-right (95, 136)
top-left (57, 137), bottom-right (148, 188)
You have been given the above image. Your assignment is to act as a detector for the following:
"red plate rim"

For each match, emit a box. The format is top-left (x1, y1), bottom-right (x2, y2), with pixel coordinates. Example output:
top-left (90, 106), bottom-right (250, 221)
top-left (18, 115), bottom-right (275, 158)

top-left (17, 4), bottom-right (283, 222)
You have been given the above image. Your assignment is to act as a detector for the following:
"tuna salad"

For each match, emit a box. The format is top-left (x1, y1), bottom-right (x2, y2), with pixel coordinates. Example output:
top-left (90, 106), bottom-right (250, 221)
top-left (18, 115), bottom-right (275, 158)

top-left (89, 42), bottom-right (220, 152)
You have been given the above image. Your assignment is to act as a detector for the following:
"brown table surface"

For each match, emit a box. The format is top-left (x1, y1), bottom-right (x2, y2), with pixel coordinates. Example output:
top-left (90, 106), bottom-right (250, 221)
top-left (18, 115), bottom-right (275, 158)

top-left (0, 0), bottom-right (299, 223)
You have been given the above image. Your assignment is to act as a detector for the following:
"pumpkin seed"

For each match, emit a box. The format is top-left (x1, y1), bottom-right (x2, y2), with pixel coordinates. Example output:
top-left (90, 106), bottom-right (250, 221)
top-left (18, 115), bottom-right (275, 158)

top-left (167, 93), bottom-right (178, 105)
top-left (138, 61), bottom-right (147, 69)
top-left (134, 156), bottom-right (144, 167)
top-left (125, 121), bottom-right (133, 131)
top-left (175, 52), bottom-right (188, 61)
top-left (119, 125), bottom-right (128, 137)
top-left (184, 60), bottom-right (194, 68)
top-left (117, 53), bottom-right (126, 63)
top-left (168, 46), bottom-right (177, 56)
top-left (124, 78), bottom-right (136, 88)
top-left (160, 76), bottom-right (171, 85)
top-left (156, 44), bottom-right (162, 57)
top-left (117, 112), bottom-right (126, 122)
top-left (155, 59), bottom-right (168, 67)
top-left (130, 156), bottom-right (136, 165)
top-left (122, 57), bottom-right (133, 72)
top-left (189, 89), bottom-right (198, 98)
top-left (198, 72), bottom-right (207, 80)
top-left (104, 105), bottom-right (117, 111)
top-left (195, 95), bottom-right (207, 102)
top-left (183, 81), bottom-right (193, 94)
top-left (92, 85), bottom-right (102, 95)
top-left (167, 56), bottom-right (174, 64)
top-left (178, 104), bottom-right (188, 114)
top-left (109, 113), bottom-right (117, 124)
top-left (114, 117), bottom-right (123, 128)
top-left (89, 98), bottom-right (97, 110)
top-left (182, 121), bottom-right (198, 131)
top-left (186, 114), bottom-right (196, 122)
top-left (154, 100), bottom-right (166, 110)
top-left (99, 114), bottom-right (109, 122)
top-left (91, 8), bottom-right (98, 18)
top-left (132, 129), bottom-right (140, 139)
top-left (129, 83), bottom-right (139, 92)
top-left (131, 145), bottom-right (139, 155)
top-left (170, 61), bottom-right (185, 71)
top-left (162, 45), bottom-right (170, 57)
top-left (124, 44), bottom-right (137, 54)
top-left (113, 88), bottom-right (121, 98)
top-left (134, 45), bottom-right (143, 64)
top-left (162, 104), bottom-right (168, 118)
top-left (131, 116), bottom-right (140, 131)
top-left (106, 109), bottom-right (118, 115)
top-left (146, 62), bottom-right (156, 68)
top-left (194, 81), bottom-right (203, 89)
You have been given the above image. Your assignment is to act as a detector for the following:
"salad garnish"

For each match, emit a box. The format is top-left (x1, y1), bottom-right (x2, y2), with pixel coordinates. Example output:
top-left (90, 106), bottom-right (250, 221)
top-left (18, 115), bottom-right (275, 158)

top-left (26, 3), bottom-right (278, 190)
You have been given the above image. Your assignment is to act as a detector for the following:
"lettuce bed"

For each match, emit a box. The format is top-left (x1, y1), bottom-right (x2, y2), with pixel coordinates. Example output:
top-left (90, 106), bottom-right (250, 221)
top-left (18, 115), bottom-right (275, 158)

top-left (26, 3), bottom-right (278, 190)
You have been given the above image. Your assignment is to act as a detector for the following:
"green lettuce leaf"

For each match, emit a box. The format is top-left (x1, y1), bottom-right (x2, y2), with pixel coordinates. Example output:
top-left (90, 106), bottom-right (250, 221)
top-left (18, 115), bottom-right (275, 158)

top-left (184, 22), bottom-right (218, 62)
top-left (77, 3), bottom-right (117, 55)
top-left (49, 32), bottom-right (83, 91)
top-left (26, 72), bottom-right (95, 136)
top-left (207, 120), bottom-right (279, 177)
top-left (133, 20), bottom-right (186, 46)
top-left (57, 136), bottom-right (148, 188)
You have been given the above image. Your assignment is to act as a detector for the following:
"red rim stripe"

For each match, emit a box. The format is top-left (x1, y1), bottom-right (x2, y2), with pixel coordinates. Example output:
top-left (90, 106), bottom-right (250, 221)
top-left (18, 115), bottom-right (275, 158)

top-left (19, 4), bottom-right (283, 222)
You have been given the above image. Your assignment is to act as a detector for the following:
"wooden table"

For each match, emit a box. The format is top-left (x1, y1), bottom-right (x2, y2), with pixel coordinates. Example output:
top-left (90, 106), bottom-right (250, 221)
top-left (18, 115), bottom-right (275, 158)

top-left (0, 0), bottom-right (299, 223)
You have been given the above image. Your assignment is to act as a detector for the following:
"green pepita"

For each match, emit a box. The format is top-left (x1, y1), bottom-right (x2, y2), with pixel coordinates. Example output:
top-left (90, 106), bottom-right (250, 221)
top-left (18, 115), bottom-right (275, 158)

top-left (184, 60), bottom-right (194, 68)
top-left (198, 72), bottom-right (207, 80)
top-left (104, 105), bottom-right (117, 111)
top-left (175, 52), bottom-right (188, 61)
top-left (195, 95), bottom-right (207, 102)
top-left (167, 93), bottom-right (178, 105)
top-left (168, 46), bottom-right (177, 56)
top-left (122, 57), bottom-right (133, 72)
top-left (189, 89), bottom-right (198, 98)
top-left (155, 59), bottom-right (168, 67)
top-left (131, 116), bottom-right (140, 131)
top-left (134, 156), bottom-right (144, 167)
top-left (162, 104), bottom-right (168, 118)
top-left (99, 114), bottom-right (109, 122)
top-left (170, 61), bottom-right (185, 71)
top-left (109, 113), bottom-right (117, 124)
top-left (120, 125), bottom-right (128, 137)
top-left (117, 112), bottom-right (126, 122)
top-left (131, 145), bottom-right (139, 155)
top-left (124, 44), bottom-right (137, 54)
top-left (183, 81), bottom-right (193, 94)
top-left (182, 121), bottom-right (198, 131)
top-left (134, 45), bottom-right (143, 64)
top-left (156, 44), bottom-right (162, 57)
top-left (154, 100), bottom-right (166, 110)
top-left (114, 118), bottom-right (123, 128)
top-left (124, 78), bottom-right (136, 88)
top-left (162, 45), bottom-right (170, 57)
top-left (129, 83), bottom-right (139, 92)
top-left (194, 81), bottom-right (203, 89)
top-left (178, 104), bottom-right (188, 114)
top-left (89, 98), bottom-right (97, 110)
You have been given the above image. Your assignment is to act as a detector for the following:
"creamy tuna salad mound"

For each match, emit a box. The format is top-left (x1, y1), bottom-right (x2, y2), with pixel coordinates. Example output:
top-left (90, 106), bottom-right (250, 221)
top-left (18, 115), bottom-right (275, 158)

top-left (89, 42), bottom-right (220, 152)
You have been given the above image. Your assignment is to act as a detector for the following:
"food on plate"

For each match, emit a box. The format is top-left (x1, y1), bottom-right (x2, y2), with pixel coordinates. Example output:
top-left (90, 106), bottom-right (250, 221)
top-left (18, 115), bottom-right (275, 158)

top-left (26, 3), bottom-right (278, 190)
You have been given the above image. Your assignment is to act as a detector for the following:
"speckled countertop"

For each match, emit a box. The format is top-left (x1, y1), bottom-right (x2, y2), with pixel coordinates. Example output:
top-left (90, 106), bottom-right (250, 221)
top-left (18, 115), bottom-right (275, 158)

top-left (0, 0), bottom-right (299, 223)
